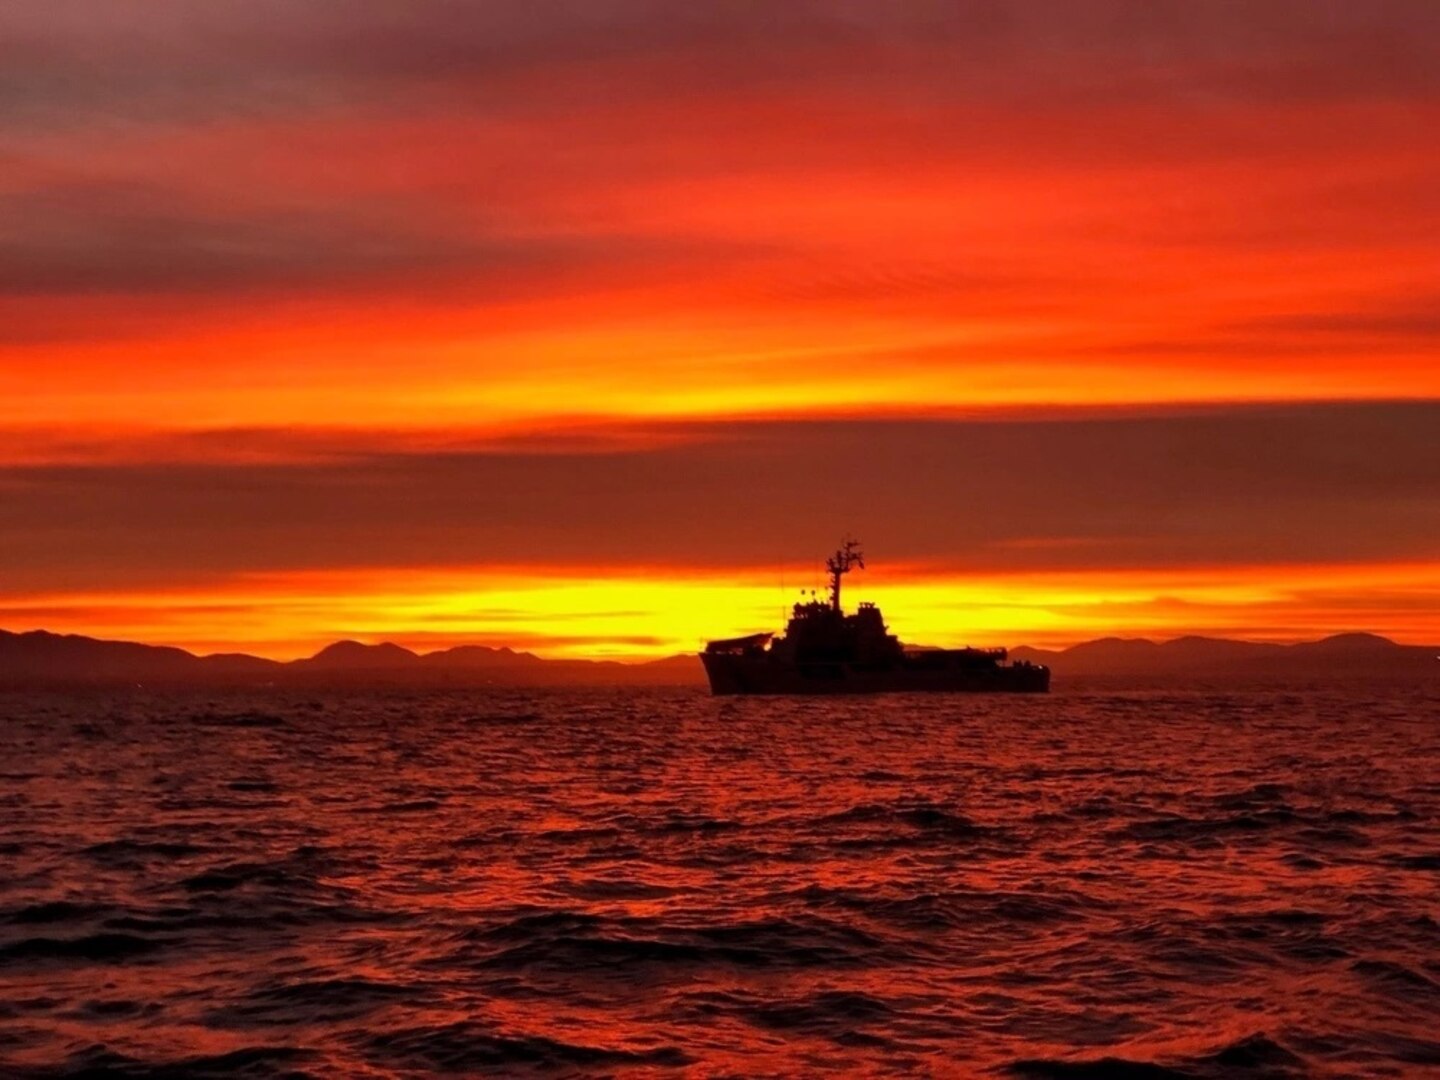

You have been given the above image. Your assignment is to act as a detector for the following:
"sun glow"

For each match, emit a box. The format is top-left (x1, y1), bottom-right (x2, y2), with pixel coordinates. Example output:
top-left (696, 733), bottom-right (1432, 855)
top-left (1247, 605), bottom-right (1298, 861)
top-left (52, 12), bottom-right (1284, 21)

top-left (5, 561), bottom-right (1436, 661)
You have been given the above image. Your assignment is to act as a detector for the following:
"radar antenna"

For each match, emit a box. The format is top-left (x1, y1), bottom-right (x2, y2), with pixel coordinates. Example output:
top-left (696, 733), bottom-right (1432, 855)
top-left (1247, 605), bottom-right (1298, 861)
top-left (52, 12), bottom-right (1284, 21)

top-left (826, 538), bottom-right (865, 612)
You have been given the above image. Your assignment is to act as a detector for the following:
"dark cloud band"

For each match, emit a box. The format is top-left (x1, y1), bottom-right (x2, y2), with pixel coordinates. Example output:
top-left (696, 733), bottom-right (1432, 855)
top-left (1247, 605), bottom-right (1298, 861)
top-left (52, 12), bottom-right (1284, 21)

top-left (0, 402), bottom-right (1434, 591)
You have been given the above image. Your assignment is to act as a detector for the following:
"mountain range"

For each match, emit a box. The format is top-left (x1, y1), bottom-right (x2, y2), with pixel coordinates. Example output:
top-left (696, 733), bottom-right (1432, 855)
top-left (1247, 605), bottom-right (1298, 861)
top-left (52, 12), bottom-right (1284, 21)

top-left (1009, 632), bottom-right (1438, 678)
top-left (0, 629), bottom-right (698, 687)
top-left (0, 628), bottom-right (1435, 687)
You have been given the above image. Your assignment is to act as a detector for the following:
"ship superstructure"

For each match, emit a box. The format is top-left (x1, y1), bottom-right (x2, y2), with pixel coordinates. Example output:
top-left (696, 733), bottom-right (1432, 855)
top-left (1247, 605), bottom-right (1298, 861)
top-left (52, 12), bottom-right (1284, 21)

top-left (701, 541), bottom-right (1049, 695)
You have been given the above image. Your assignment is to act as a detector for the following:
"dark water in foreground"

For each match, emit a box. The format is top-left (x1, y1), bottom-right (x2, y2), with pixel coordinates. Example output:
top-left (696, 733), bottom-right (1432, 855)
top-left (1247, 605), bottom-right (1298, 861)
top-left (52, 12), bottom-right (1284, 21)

top-left (1, 686), bottom-right (1437, 1078)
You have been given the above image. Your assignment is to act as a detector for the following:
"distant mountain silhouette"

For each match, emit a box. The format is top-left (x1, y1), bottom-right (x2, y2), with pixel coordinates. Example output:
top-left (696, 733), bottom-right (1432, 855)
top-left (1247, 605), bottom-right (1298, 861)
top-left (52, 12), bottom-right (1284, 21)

top-left (422, 645), bottom-right (543, 669)
top-left (0, 630), bottom-right (279, 681)
top-left (296, 640), bottom-right (421, 670)
top-left (1009, 633), bottom-right (1438, 678)
top-left (0, 629), bottom-right (701, 687)
top-left (1, 628), bottom-right (1434, 687)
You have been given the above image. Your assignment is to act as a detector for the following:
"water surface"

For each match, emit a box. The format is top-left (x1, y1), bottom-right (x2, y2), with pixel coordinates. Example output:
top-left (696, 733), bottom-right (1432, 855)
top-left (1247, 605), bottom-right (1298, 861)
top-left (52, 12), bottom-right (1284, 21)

top-left (1, 685), bottom-right (1437, 1076)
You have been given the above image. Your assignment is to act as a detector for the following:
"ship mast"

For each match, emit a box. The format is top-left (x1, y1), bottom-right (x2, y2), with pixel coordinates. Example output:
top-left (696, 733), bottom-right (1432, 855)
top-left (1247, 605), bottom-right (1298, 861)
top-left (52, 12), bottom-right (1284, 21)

top-left (826, 538), bottom-right (864, 613)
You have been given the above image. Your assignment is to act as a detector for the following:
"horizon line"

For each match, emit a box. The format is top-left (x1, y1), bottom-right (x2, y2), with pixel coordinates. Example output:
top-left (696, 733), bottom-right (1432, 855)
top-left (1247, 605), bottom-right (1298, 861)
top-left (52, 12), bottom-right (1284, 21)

top-left (3, 625), bottom-right (1431, 667)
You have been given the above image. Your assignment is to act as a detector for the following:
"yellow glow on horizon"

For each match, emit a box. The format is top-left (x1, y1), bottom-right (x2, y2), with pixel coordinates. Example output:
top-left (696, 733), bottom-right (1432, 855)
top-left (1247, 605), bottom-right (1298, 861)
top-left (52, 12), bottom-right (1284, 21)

top-left (4, 561), bottom-right (1436, 661)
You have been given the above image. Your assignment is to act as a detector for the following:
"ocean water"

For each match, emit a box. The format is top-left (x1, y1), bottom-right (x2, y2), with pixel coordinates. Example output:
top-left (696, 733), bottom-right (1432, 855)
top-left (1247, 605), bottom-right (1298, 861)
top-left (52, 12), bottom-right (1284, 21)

top-left (0, 685), bottom-right (1437, 1078)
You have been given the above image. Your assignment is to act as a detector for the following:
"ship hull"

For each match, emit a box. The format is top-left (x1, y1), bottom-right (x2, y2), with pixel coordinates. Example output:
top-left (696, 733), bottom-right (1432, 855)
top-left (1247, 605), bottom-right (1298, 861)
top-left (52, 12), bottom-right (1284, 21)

top-left (701, 653), bottom-right (1050, 696)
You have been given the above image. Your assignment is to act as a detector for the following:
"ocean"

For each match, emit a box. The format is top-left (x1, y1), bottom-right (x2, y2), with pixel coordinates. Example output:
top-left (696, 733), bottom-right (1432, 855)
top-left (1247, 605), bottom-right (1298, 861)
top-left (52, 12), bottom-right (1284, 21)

top-left (0, 685), bottom-right (1436, 1077)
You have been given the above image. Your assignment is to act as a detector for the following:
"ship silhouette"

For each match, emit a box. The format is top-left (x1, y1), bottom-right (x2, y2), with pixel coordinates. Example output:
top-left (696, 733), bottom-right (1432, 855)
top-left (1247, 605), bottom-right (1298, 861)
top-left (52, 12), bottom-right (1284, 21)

top-left (701, 540), bottom-right (1050, 695)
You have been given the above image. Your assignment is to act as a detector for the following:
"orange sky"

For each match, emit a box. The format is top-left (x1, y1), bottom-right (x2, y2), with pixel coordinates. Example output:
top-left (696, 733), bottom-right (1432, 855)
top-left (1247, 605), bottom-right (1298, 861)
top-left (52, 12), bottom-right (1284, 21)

top-left (3, 2), bottom-right (1438, 657)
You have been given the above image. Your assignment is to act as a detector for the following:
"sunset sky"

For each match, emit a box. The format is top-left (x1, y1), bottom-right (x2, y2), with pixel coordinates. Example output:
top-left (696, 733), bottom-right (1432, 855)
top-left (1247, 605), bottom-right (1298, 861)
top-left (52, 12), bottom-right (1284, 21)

top-left (3, 2), bottom-right (1437, 658)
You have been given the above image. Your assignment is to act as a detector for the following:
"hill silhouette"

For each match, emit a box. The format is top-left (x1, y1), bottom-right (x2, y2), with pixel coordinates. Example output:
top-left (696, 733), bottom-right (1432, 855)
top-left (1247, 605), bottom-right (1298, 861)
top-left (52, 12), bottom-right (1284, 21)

top-left (0, 629), bottom-right (697, 687)
top-left (297, 640), bottom-right (422, 670)
top-left (1009, 633), bottom-right (1438, 678)
top-left (1, 628), bottom-right (1434, 687)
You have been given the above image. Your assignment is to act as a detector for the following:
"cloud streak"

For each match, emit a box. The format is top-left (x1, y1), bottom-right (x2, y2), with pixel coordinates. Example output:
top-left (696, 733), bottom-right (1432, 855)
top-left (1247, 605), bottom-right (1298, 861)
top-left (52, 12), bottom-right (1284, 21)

top-left (1, 404), bottom-right (1434, 590)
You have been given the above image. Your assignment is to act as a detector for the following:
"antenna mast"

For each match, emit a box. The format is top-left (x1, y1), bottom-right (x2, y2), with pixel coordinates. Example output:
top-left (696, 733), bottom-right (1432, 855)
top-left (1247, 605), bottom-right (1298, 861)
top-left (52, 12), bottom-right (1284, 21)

top-left (825, 538), bottom-right (864, 613)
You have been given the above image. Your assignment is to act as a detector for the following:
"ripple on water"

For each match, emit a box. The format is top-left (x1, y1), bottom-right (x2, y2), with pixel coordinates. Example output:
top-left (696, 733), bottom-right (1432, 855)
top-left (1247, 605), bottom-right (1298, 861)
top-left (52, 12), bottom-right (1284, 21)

top-left (0, 684), bottom-right (1436, 1075)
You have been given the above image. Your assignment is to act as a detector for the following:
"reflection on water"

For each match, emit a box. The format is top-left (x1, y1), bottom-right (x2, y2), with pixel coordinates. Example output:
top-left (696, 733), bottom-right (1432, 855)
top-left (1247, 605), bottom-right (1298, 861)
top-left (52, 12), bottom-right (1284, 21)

top-left (1, 686), bottom-right (1437, 1077)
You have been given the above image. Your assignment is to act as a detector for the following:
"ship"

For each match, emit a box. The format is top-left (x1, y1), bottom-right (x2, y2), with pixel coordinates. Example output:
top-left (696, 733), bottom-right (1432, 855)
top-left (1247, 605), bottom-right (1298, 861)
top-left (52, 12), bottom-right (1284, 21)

top-left (701, 540), bottom-right (1050, 695)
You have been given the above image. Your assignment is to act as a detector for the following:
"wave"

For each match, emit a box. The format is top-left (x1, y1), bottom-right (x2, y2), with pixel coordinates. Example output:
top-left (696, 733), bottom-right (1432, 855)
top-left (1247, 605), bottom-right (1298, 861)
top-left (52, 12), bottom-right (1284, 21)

top-left (467, 711), bottom-right (543, 724)
top-left (0, 933), bottom-right (164, 965)
top-left (187, 710), bottom-right (289, 729)
top-left (1007, 1032), bottom-right (1304, 1079)
top-left (812, 801), bottom-right (988, 835)
top-left (9, 1044), bottom-right (317, 1079)
top-left (1351, 958), bottom-right (1440, 1004)
top-left (357, 1021), bottom-right (692, 1071)
top-left (206, 975), bottom-right (421, 1027)
top-left (181, 861), bottom-right (304, 892)
top-left (4, 900), bottom-right (109, 925)
top-left (789, 882), bottom-right (1097, 930)
top-left (1389, 852), bottom-right (1440, 870)
top-left (449, 910), bottom-right (889, 973)
top-left (670, 986), bottom-right (910, 1049)
top-left (84, 839), bottom-right (208, 863)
